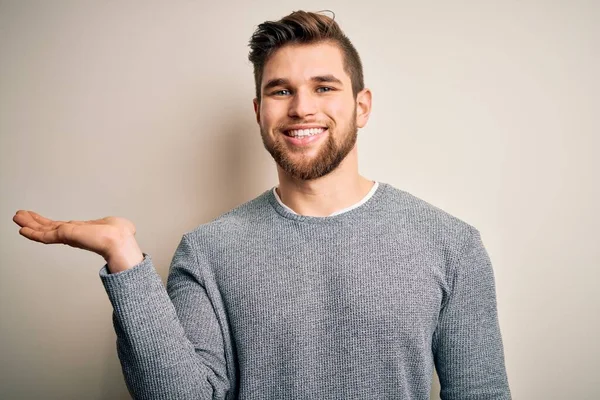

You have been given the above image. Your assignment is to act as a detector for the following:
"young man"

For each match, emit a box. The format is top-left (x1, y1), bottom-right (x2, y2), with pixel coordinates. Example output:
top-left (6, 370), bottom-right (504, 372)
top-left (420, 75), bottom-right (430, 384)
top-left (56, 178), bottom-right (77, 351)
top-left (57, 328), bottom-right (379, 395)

top-left (14, 10), bottom-right (511, 400)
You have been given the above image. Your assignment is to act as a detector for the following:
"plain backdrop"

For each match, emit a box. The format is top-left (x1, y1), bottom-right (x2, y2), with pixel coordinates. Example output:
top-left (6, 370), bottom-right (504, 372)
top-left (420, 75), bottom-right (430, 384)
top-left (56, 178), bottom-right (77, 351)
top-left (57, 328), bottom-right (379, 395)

top-left (1, 1), bottom-right (598, 399)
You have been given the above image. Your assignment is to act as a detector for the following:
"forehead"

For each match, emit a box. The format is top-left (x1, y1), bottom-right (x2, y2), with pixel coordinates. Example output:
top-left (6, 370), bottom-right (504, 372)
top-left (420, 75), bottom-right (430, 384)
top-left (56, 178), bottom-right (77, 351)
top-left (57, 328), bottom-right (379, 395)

top-left (262, 42), bottom-right (349, 85)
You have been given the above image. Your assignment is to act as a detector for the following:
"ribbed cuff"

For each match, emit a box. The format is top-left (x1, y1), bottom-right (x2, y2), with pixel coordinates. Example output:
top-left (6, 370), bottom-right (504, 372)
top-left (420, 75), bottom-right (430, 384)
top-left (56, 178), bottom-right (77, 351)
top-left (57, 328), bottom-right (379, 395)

top-left (98, 253), bottom-right (168, 314)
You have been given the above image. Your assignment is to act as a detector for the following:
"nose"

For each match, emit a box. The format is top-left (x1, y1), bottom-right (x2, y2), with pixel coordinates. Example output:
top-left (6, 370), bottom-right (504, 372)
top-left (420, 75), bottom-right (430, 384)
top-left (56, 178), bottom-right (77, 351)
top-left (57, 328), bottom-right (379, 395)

top-left (288, 89), bottom-right (317, 119)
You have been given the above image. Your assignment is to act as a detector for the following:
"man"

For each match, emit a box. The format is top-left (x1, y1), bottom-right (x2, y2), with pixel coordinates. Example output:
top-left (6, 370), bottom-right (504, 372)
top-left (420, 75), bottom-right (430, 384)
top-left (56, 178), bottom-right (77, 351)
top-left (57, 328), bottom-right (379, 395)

top-left (13, 10), bottom-right (511, 400)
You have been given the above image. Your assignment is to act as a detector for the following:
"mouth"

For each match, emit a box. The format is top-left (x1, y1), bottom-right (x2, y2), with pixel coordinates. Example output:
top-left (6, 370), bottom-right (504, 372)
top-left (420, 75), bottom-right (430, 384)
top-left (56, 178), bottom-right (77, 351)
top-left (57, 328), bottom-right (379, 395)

top-left (281, 127), bottom-right (328, 146)
top-left (283, 127), bottom-right (327, 138)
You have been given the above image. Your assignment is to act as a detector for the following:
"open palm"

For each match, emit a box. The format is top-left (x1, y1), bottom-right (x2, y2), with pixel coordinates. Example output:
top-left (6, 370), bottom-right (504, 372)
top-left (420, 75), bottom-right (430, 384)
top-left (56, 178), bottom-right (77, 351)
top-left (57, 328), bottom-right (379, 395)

top-left (12, 210), bottom-right (136, 260)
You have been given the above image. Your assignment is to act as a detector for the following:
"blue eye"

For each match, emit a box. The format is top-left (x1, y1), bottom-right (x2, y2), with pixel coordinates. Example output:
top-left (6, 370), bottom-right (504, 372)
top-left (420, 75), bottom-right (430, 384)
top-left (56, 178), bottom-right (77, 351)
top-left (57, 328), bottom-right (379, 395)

top-left (274, 89), bottom-right (291, 96)
top-left (316, 87), bottom-right (333, 93)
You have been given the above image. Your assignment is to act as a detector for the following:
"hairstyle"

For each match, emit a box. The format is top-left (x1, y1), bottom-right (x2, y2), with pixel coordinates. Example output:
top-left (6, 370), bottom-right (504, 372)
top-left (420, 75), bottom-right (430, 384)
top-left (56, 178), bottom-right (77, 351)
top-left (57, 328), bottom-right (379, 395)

top-left (248, 10), bottom-right (364, 101)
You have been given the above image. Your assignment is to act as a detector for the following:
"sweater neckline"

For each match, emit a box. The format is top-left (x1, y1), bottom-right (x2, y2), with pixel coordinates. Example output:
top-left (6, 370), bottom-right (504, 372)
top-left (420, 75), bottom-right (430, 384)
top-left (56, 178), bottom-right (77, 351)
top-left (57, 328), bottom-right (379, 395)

top-left (266, 181), bottom-right (390, 223)
top-left (273, 181), bottom-right (380, 217)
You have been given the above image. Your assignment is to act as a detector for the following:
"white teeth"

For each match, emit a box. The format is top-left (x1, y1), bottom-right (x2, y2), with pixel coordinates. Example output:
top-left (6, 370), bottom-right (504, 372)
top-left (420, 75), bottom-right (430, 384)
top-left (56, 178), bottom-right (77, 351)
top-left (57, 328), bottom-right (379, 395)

top-left (287, 128), bottom-right (325, 137)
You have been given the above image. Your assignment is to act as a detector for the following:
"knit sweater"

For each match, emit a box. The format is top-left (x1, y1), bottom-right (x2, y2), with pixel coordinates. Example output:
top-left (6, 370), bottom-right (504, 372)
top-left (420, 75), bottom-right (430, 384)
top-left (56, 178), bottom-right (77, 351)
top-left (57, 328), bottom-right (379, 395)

top-left (99, 182), bottom-right (511, 399)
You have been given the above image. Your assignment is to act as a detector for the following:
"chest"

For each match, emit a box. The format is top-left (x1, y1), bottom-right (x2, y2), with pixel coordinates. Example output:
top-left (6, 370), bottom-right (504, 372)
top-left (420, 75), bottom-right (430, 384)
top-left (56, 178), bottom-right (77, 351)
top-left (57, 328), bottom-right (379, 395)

top-left (214, 235), bottom-right (446, 348)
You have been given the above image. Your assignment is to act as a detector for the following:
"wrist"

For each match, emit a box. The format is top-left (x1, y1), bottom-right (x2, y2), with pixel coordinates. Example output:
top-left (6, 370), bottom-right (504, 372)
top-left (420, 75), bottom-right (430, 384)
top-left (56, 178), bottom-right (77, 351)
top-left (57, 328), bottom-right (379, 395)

top-left (106, 236), bottom-right (144, 274)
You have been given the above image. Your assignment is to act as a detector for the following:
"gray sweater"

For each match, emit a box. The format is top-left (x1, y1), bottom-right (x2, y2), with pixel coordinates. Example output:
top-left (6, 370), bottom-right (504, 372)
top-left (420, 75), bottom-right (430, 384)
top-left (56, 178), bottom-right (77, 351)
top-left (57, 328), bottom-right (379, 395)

top-left (99, 182), bottom-right (511, 399)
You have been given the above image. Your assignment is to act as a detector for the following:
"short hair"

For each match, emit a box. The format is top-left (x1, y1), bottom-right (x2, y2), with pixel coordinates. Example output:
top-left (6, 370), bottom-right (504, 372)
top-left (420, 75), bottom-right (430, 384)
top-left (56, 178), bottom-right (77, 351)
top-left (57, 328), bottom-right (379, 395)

top-left (248, 10), bottom-right (364, 102)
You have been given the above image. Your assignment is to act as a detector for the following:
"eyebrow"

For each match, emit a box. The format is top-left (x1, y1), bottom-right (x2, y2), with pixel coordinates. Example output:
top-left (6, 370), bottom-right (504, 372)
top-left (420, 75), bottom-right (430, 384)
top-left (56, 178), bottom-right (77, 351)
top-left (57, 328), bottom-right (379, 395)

top-left (263, 75), bottom-right (344, 92)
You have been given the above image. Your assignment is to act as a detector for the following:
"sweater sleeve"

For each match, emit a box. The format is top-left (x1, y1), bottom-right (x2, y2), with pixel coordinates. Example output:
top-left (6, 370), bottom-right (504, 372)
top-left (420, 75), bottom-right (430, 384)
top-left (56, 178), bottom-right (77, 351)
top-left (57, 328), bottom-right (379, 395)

top-left (99, 234), bottom-right (230, 400)
top-left (432, 228), bottom-right (511, 400)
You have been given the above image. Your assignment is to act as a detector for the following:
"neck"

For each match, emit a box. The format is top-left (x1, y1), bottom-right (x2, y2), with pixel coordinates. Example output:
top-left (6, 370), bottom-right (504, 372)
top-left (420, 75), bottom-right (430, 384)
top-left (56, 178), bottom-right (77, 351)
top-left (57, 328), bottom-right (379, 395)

top-left (275, 147), bottom-right (374, 217)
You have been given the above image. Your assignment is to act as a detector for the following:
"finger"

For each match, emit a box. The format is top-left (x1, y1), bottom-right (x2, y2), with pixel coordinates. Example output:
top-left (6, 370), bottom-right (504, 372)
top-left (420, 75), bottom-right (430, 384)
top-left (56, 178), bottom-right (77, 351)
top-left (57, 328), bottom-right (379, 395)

top-left (14, 211), bottom-right (58, 232)
top-left (13, 211), bottom-right (46, 230)
top-left (19, 226), bottom-right (60, 244)
top-left (29, 211), bottom-right (79, 226)
top-left (28, 211), bottom-right (54, 225)
top-left (29, 211), bottom-right (86, 230)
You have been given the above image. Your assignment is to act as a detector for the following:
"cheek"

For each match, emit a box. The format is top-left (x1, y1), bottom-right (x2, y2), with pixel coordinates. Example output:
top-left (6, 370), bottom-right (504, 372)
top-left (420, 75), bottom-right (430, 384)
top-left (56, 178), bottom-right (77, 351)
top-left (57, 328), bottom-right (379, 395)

top-left (260, 102), bottom-right (284, 128)
top-left (323, 98), bottom-right (355, 124)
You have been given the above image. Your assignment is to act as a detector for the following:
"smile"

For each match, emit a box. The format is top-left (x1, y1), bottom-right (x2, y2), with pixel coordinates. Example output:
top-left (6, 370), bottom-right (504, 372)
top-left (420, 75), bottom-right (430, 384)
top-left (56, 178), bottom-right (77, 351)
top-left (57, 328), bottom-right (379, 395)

top-left (285, 127), bottom-right (327, 137)
top-left (282, 128), bottom-right (328, 146)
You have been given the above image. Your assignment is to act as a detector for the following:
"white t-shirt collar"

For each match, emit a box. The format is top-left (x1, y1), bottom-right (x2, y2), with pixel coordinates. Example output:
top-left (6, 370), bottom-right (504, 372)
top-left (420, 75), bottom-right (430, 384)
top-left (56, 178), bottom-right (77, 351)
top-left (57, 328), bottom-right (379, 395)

top-left (272, 181), bottom-right (379, 217)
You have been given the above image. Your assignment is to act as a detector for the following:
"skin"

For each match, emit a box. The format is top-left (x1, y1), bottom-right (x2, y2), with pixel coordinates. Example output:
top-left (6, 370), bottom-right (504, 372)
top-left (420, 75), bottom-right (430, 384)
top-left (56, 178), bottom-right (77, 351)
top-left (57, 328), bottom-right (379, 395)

top-left (254, 41), bottom-right (374, 217)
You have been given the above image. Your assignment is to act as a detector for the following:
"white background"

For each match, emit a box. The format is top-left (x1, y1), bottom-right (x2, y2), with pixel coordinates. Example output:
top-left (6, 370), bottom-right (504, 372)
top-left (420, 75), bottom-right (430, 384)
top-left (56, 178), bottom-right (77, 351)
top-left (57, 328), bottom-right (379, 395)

top-left (1, 1), bottom-right (598, 398)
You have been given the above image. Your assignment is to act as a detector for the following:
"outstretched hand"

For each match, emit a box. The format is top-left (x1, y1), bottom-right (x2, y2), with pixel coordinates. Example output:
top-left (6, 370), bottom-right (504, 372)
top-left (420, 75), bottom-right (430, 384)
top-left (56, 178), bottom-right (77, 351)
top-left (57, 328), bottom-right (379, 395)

top-left (13, 210), bottom-right (137, 262)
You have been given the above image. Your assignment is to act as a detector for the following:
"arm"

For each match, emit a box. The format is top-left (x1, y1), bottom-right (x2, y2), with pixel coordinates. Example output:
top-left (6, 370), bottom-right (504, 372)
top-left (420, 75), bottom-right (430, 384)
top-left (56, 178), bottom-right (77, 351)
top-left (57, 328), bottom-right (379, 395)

top-left (432, 228), bottom-right (511, 400)
top-left (100, 234), bottom-right (229, 400)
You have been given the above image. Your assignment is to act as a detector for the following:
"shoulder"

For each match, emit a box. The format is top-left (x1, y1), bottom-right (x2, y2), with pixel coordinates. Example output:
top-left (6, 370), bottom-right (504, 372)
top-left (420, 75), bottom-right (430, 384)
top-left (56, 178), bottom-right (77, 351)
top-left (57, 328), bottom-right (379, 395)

top-left (182, 188), bottom-right (274, 245)
top-left (378, 182), bottom-right (479, 252)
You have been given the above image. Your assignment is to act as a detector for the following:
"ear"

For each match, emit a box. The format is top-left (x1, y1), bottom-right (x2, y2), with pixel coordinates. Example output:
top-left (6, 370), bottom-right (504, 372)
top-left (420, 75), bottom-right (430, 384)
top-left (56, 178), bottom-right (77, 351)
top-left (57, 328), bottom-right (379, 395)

top-left (253, 98), bottom-right (260, 125)
top-left (355, 88), bottom-right (372, 129)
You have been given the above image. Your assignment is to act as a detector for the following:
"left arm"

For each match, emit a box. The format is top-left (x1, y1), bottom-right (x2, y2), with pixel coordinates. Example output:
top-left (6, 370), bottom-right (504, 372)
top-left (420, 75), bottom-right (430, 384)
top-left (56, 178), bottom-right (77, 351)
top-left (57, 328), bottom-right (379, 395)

top-left (432, 228), bottom-right (511, 399)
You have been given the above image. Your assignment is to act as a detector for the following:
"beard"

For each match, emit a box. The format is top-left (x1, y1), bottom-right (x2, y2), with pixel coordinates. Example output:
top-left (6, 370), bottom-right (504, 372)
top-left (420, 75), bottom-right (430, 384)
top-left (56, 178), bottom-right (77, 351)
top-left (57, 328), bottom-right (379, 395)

top-left (260, 109), bottom-right (358, 181)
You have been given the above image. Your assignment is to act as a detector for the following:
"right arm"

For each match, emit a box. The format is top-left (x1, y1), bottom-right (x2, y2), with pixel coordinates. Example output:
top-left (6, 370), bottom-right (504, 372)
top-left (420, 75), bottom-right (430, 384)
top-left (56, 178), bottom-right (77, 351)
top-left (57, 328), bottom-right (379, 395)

top-left (13, 211), bottom-right (230, 399)
top-left (101, 234), bottom-right (230, 400)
